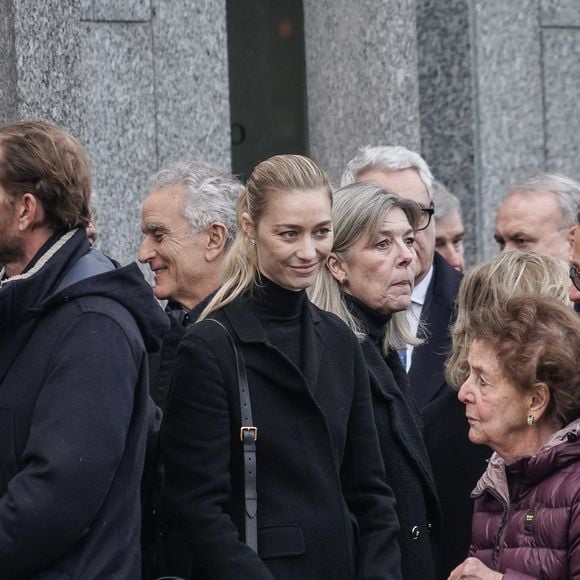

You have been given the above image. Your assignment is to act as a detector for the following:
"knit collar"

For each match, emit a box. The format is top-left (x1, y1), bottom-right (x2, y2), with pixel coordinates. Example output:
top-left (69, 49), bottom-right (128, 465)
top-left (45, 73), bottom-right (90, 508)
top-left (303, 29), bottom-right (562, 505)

top-left (344, 293), bottom-right (390, 343)
top-left (250, 274), bottom-right (306, 320)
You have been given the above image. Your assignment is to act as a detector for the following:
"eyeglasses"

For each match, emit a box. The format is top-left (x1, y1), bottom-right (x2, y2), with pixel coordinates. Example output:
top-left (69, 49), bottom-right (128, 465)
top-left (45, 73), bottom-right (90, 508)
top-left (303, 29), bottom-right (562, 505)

top-left (570, 266), bottom-right (580, 291)
top-left (416, 203), bottom-right (435, 231)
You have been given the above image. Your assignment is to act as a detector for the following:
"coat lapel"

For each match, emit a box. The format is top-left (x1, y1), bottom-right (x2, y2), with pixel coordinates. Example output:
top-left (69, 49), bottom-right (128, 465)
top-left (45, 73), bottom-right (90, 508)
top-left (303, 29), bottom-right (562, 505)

top-left (363, 340), bottom-right (437, 496)
top-left (222, 297), bottom-right (324, 398)
top-left (300, 304), bottom-right (325, 397)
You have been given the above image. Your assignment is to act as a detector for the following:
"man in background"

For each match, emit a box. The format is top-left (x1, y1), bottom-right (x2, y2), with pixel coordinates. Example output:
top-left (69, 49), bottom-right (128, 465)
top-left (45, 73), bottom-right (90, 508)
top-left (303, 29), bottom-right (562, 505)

top-left (138, 160), bottom-right (242, 409)
top-left (495, 172), bottom-right (580, 261)
top-left (432, 180), bottom-right (465, 273)
top-left (139, 161), bottom-right (242, 579)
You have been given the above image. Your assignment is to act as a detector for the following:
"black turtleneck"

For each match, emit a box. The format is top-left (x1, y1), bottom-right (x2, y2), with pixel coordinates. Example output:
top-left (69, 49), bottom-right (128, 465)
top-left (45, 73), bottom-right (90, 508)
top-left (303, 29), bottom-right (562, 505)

top-left (343, 293), bottom-right (409, 387)
top-left (250, 275), bottom-right (305, 371)
top-left (343, 294), bottom-right (390, 347)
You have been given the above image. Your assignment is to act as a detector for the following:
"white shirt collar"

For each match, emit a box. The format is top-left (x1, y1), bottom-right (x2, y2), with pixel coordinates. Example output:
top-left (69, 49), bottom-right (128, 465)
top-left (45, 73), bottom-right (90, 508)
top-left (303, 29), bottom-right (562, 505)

top-left (411, 264), bottom-right (434, 306)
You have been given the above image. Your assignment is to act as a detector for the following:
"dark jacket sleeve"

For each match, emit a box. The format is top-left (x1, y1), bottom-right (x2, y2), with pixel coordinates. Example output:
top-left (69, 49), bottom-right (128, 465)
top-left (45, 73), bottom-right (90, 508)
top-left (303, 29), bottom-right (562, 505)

top-left (340, 336), bottom-right (402, 580)
top-left (162, 328), bottom-right (276, 580)
top-left (0, 312), bottom-right (140, 576)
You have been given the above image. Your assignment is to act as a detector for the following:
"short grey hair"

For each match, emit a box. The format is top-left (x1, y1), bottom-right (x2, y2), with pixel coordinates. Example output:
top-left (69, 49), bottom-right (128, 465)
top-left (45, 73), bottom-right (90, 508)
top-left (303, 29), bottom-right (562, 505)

top-left (340, 145), bottom-right (434, 199)
top-left (507, 172), bottom-right (580, 231)
top-left (432, 180), bottom-right (462, 221)
top-left (149, 161), bottom-right (243, 245)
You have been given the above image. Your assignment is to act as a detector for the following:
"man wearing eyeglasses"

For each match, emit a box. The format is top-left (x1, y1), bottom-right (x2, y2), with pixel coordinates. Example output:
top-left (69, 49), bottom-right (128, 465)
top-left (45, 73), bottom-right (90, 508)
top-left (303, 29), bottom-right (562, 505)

top-left (341, 146), bottom-right (462, 408)
top-left (569, 208), bottom-right (580, 311)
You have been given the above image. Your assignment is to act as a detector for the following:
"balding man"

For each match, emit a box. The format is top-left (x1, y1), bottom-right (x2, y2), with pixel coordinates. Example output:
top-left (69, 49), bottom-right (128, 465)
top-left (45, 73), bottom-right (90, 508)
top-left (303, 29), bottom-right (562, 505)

top-left (495, 172), bottom-right (580, 261)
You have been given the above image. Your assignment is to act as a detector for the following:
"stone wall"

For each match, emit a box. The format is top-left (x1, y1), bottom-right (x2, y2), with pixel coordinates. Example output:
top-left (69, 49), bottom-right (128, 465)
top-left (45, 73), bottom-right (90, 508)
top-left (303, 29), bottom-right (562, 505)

top-left (81, 0), bottom-right (231, 264)
top-left (417, 0), bottom-right (580, 264)
top-left (2, 0), bottom-right (580, 265)
top-left (303, 0), bottom-right (421, 186)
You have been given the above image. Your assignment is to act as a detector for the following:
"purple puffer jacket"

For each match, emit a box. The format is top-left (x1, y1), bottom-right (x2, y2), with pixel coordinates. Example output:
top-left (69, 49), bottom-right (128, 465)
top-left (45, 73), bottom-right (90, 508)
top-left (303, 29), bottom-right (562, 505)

top-left (469, 419), bottom-right (580, 580)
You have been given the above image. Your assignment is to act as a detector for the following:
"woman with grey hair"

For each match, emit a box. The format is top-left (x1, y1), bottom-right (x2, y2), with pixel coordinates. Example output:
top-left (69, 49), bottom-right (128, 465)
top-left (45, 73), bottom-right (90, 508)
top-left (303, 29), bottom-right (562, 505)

top-left (310, 182), bottom-right (441, 580)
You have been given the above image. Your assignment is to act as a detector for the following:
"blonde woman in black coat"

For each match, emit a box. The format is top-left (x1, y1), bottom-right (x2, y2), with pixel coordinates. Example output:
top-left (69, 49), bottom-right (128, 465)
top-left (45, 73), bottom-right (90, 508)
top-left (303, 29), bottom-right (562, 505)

top-left (162, 155), bottom-right (401, 580)
top-left (311, 182), bottom-right (441, 579)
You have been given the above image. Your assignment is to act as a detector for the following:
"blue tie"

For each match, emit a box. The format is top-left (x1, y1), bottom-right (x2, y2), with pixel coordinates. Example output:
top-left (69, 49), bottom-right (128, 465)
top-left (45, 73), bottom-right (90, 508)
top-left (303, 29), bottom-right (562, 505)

top-left (398, 349), bottom-right (407, 370)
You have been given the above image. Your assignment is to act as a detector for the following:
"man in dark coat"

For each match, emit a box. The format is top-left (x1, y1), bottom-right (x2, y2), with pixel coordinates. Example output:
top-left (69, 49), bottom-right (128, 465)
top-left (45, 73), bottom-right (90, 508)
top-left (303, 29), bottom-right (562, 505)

top-left (139, 161), bottom-right (243, 411)
top-left (0, 120), bottom-right (168, 579)
top-left (138, 161), bottom-right (242, 578)
top-left (341, 146), bottom-right (462, 408)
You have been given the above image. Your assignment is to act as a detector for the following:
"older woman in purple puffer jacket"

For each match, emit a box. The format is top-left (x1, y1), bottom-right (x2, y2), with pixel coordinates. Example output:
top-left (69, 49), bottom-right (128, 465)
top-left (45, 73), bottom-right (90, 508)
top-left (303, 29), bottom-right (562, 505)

top-left (449, 295), bottom-right (580, 580)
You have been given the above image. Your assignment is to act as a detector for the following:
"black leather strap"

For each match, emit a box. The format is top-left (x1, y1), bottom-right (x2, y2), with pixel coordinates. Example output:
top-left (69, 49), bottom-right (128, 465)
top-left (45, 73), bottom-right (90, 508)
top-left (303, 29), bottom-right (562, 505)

top-left (204, 319), bottom-right (258, 552)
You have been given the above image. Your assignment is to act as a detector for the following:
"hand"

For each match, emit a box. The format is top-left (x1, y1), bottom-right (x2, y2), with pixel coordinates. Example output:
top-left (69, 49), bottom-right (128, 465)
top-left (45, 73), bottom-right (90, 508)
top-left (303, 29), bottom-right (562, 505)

top-left (448, 557), bottom-right (503, 580)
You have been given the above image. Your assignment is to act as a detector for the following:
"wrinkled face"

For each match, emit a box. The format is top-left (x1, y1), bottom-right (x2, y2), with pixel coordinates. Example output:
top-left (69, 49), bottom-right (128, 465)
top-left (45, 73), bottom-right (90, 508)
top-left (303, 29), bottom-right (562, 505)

top-left (458, 339), bottom-right (530, 457)
top-left (356, 167), bottom-right (434, 284)
top-left (139, 184), bottom-right (211, 309)
top-left (495, 191), bottom-right (570, 261)
top-left (435, 211), bottom-right (465, 272)
top-left (246, 187), bottom-right (333, 291)
top-left (338, 207), bottom-right (416, 314)
top-left (0, 182), bottom-right (25, 275)
top-left (569, 226), bottom-right (580, 305)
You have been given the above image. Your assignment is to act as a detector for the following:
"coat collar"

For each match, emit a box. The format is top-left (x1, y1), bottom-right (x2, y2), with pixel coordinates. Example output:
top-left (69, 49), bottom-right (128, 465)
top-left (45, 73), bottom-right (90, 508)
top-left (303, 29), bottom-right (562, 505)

top-left (222, 293), bottom-right (325, 396)
top-left (472, 418), bottom-right (580, 505)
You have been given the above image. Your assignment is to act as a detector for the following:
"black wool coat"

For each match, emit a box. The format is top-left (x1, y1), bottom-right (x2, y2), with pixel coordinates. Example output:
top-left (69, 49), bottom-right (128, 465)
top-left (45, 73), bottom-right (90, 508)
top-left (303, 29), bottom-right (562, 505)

top-left (162, 292), bottom-right (402, 580)
top-left (351, 301), bottom-right (441, 580)
top-left (408, 253), bottom-right (462, 409)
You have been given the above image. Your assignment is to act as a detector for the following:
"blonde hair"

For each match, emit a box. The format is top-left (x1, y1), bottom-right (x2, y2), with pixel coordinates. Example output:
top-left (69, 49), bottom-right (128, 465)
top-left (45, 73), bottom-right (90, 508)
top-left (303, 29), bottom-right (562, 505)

top-left (199, 154), bottom-right (331, 320)
top-left (446, 251), bottom-right (570, 389)
top-left (309, 181), bottom-right (422, 353)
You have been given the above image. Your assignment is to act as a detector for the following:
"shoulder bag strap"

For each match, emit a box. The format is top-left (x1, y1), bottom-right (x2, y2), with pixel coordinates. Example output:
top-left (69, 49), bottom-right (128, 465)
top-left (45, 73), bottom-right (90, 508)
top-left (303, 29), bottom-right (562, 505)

top-left (203, 318), bottom-right (258, 552)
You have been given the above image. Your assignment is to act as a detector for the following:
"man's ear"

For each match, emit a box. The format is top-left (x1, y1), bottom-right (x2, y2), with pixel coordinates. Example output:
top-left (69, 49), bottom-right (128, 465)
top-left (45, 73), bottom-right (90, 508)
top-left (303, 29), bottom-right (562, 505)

top-left (17, 193), bottom-right (46, 232)
top-left (205, 222), bottom-right (228, 261)
top-left (240, 212), bottom-right (255, 241)
top-left (326, 253), bottom-right (348, 284)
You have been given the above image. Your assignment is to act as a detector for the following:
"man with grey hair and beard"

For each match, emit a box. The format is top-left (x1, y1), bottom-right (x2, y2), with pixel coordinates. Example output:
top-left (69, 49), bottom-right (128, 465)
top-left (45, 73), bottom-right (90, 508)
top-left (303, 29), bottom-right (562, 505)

top-left (495, 172), bottom-right (580, 262)
top-left (341, 146), bottom-right (462, 409)
top-left (139, 162), bottom-right (242, 579)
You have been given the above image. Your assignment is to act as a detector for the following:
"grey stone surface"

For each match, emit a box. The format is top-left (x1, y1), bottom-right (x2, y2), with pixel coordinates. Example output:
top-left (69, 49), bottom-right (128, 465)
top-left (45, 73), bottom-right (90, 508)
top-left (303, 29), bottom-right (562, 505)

top-left (3, 0), bottom-right (85, 139)
top-left (93, 0), bottom-right (151, 22)
top-left (153, 0), bottom-right (231, 170)
top-left (541, 0), bottom-right (580, 27)
top-left (0, 0), bottom-right (18, 123)
top-left (416, 0), bottom-right (478, 266)
top-left (543, 28), bottom-right (580, 181)
top-left (472, 0), bottom-right (545, 261)
top-left (81, 22), bottom-right (156, 265)
top-left (303, 0), bottom-right (421, 186)
top-left (80, 0), bottom-right (93, 20)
